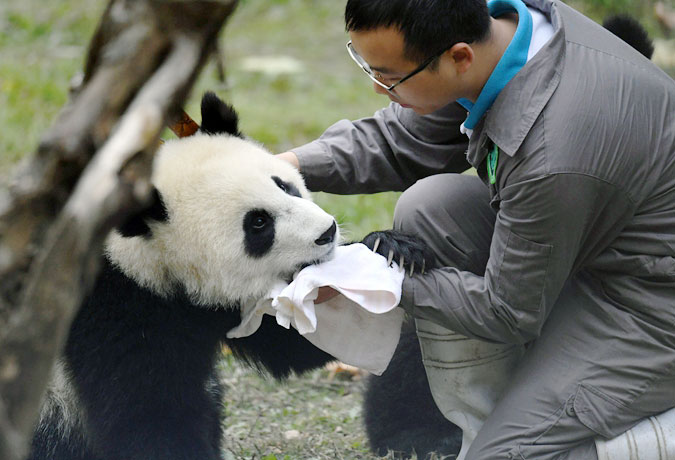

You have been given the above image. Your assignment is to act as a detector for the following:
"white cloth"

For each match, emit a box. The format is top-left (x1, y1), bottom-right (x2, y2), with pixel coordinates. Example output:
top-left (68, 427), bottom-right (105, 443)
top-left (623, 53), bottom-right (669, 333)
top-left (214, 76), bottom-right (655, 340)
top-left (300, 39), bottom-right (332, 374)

top-left (227, 243), bottom-right (406, 375)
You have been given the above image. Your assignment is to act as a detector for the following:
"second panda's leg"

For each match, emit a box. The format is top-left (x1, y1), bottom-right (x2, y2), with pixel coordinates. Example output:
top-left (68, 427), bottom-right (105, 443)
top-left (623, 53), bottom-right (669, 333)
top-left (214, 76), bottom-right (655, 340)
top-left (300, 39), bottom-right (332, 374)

top-left (363, 319), bottom-right (462, 459)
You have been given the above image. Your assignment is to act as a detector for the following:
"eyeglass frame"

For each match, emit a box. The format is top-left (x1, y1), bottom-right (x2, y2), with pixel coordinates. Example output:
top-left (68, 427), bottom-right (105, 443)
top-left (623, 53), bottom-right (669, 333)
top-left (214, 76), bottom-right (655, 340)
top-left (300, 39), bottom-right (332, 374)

top-left (346, 40), bottom-right (449, 96)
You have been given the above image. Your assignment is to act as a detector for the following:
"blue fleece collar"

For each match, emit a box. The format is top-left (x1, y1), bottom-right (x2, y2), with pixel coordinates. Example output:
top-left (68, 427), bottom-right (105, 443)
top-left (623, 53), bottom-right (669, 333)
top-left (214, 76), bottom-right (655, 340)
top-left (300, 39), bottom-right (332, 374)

top-left (457, 0), bottom-right (533, 130)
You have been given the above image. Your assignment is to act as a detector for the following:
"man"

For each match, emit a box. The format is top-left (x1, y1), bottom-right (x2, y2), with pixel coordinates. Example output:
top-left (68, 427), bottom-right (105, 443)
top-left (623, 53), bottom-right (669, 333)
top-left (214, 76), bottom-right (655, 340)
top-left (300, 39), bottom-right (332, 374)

top-left (278, 0), bottom-right (675, 458)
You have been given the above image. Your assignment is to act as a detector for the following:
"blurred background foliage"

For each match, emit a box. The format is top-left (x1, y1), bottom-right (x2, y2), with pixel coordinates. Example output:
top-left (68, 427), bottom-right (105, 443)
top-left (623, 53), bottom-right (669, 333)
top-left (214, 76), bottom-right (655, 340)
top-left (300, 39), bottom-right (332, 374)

top-left (0, 0), bottom-right (673, 240)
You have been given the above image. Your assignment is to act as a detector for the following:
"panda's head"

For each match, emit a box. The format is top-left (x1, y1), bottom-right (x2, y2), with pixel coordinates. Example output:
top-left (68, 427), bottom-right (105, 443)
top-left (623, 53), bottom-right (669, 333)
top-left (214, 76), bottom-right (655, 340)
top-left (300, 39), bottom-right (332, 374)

top-left (105, 92), bottom-right (339, 306)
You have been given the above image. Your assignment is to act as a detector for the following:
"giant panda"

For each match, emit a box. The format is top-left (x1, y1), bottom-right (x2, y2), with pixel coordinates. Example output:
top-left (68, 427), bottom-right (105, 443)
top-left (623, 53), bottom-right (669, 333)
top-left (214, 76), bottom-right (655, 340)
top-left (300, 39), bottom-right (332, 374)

top-left (28, 92), bottom-right (434, 460)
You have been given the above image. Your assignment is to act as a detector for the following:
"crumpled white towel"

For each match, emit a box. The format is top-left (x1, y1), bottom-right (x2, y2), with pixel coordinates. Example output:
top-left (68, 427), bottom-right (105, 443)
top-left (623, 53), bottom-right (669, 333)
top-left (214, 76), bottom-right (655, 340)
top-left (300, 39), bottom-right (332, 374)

top-left (227, 243), bottom-right (405, 375)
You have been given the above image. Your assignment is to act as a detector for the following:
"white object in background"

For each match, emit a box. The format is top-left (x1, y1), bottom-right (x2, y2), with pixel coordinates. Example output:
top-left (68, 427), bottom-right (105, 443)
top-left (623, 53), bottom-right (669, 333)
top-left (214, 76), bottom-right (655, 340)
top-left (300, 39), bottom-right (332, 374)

top-left (596, 407), bottom-right (675, 460)
top-left (228, 244), bottom-right (405, 375)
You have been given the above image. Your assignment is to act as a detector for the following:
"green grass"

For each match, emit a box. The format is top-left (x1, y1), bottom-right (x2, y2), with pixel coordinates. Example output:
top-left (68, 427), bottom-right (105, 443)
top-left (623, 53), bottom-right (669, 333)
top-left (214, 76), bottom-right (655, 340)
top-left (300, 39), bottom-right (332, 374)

top-left (0, 1), bottom-right (105, 168)
top-left (218, 355), bottom-right (374, 460)
top-left (218, 353), bottom-right (449, 460)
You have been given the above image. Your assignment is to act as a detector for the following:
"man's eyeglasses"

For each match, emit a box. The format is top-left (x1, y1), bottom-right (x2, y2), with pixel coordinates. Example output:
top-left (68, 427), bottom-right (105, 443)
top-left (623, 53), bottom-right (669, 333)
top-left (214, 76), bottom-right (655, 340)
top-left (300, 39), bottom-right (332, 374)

top-left (346, 40), bottom-right (447, 96)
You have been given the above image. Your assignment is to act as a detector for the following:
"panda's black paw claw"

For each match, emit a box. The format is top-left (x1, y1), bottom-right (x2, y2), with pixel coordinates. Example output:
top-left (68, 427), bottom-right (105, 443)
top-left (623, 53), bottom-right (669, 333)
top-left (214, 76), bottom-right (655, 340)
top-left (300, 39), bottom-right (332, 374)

top-left (361, 230), bottom-right (435, 275)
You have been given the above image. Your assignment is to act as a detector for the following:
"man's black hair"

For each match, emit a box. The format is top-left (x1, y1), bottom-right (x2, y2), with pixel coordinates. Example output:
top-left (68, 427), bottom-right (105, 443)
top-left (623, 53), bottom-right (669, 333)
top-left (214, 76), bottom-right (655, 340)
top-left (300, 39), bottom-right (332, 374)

top-left (345, 0), bottom-right (491, 67)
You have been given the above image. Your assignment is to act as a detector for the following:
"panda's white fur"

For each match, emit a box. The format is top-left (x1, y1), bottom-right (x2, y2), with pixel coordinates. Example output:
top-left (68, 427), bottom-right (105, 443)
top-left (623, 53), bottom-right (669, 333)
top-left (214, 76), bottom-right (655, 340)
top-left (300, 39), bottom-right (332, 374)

top-left (38, 361), bottom-right (85, 444)
top-left (106, 133), bottom-right (338, 306)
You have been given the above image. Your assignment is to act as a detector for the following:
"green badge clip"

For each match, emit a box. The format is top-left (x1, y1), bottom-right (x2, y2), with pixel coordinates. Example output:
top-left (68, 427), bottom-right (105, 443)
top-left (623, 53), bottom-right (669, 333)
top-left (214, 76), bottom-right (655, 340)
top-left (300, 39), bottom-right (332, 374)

top-left (487, 143), bottom-right (499, 185)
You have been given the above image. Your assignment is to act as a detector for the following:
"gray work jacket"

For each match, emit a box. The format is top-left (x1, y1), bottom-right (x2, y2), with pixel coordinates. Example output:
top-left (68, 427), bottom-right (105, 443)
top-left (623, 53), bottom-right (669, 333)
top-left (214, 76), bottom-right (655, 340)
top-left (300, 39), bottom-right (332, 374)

top-left (294, 0), bottom-right (675, 345)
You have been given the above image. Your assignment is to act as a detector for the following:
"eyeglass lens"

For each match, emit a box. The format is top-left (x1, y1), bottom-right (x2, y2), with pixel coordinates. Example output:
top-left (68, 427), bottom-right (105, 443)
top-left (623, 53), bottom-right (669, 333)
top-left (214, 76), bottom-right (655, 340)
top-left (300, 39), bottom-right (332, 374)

top-left (347, 42), bottom-right (396, 94)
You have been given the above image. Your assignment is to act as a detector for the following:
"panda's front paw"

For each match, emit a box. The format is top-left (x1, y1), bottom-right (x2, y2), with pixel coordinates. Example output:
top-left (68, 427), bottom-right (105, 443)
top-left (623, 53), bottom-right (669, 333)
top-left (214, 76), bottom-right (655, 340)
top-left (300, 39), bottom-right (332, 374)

top-left (361, 230), bottom-right (435, 275)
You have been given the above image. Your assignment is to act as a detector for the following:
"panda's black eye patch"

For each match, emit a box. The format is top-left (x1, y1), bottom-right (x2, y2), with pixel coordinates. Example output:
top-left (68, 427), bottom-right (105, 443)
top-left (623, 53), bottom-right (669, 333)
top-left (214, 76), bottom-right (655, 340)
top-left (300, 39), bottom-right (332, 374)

top-left (243, 209), bottom-right (275, 257)
top-left (272, 176), bottom-right (301, 198)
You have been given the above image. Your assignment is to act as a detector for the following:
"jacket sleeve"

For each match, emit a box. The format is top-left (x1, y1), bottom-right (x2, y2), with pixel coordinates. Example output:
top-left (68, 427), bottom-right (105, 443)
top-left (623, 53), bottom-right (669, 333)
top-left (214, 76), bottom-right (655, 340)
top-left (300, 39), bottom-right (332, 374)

top-left (400, 172), bottom-right (636, 344)
top-left (293, 102), bottom-right (471, 194)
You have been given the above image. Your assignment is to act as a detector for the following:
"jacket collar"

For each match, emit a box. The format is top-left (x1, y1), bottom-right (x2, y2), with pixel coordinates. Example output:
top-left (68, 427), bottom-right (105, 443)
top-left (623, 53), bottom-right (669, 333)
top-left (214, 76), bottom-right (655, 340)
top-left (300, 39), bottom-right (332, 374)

top-left (458, 0), bottom-right (533, 130)
top-left (466, 0), bottom-right (566, 167)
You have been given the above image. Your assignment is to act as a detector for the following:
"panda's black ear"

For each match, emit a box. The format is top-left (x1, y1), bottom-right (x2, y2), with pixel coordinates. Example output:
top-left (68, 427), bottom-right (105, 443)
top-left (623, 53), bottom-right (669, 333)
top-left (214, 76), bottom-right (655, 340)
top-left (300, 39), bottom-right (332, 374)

top-left (199, 91), bottom-right (243, 138)
top-left (117, 187), bottom-right (168, 238)
top-left (603, 14), bottom-right (654, 59)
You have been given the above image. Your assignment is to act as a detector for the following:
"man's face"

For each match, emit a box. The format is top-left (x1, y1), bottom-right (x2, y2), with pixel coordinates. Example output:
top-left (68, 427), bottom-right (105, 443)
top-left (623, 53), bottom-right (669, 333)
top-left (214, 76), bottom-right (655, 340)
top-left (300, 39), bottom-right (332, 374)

top-left (348, 27), bottom-right (463, 115)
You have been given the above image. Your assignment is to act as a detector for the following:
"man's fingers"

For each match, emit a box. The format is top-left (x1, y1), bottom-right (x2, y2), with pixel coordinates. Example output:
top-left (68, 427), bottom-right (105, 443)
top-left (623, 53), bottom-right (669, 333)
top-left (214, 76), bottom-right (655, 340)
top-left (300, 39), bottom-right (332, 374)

top-left (315, 286), bottom-right (339, 304)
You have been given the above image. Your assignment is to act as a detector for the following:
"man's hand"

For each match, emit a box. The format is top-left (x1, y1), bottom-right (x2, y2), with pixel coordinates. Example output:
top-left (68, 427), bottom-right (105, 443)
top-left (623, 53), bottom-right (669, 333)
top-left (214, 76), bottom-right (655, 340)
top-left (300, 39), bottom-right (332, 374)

top-left (315, 286), bottom-right (339, 304)
top-left (277, 151), bottom-right (300, 169)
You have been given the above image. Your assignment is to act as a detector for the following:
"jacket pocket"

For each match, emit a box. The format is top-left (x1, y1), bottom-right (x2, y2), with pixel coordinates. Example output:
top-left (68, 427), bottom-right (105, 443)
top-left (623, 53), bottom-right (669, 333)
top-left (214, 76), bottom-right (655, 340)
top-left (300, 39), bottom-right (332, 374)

top-left (496, 230), bottom-right (552, 312)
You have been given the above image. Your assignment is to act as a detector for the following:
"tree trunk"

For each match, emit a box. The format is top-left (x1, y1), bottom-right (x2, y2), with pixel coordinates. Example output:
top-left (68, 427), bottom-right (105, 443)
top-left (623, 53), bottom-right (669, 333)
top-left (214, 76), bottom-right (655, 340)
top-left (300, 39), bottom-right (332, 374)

top-left (0, 1), bottom-right (239, 458)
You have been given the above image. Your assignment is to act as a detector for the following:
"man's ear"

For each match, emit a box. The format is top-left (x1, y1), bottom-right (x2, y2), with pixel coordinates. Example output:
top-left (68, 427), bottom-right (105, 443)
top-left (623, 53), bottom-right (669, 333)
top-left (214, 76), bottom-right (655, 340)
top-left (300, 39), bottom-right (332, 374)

top-left (448, 43), bottom-right (474, 74)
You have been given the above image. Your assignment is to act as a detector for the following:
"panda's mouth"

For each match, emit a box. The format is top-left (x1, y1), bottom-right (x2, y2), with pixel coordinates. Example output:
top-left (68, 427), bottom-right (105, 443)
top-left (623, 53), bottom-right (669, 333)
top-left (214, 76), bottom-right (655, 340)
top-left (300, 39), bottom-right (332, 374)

top-left (307, 245), bottom-right (337, 267)
top-left (283, 246), bottom-right (337, 284)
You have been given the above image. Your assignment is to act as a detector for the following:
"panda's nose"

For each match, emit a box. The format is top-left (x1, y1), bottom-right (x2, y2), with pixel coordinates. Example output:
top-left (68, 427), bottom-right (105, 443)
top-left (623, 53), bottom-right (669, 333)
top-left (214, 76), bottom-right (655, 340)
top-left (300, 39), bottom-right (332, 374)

top-left (315, 221), bottom-right (337, 246)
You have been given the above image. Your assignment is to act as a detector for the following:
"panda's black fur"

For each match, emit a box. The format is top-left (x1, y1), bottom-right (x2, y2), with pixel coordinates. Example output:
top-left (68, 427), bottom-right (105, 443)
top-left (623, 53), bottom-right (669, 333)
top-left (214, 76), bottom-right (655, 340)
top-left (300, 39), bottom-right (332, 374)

top-left (603, 14), bottom-right (654, 59)
top-left (199, 92), bottom-right (243, 138)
